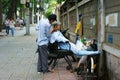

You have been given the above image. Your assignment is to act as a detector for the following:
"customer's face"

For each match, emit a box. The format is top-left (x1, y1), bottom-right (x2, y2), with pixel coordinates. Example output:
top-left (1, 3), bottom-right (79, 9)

top-left (55, 25), bottom-right (61, 31)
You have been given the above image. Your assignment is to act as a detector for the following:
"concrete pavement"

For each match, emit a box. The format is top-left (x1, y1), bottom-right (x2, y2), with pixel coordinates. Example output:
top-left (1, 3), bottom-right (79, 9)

top-left (0, 26), bottom-right (77, 80)
top-left (0, 27), bottom-right (43, 80)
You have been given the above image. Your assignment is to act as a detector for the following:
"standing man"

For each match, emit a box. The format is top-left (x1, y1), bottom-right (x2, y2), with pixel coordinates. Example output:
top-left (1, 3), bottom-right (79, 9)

top-left (36, 14), bottom-right (57, 73)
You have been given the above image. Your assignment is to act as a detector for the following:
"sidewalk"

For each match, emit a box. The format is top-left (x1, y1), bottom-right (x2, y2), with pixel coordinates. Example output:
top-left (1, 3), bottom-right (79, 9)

top-left (0, 27), bottom-right (78, 80)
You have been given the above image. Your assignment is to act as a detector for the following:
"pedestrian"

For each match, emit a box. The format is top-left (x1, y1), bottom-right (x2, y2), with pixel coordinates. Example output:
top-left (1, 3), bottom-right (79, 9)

top-left (5, 17), bottom-right (10, 35)
top-left (19, 19), bottom-right (24, 30)
top-left (9, 19), bottom-right (16, 37)
top-left (35, 14), bottom-right (57, 73)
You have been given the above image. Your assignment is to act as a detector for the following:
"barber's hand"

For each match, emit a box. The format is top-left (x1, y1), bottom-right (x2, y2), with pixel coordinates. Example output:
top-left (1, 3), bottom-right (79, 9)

top-left (51, 29), bottom-right (57, 34)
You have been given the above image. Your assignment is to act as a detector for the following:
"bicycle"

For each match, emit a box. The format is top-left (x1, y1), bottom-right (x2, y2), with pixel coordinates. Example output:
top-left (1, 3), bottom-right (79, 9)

top-left (75, 39), bottom-right (99, 80)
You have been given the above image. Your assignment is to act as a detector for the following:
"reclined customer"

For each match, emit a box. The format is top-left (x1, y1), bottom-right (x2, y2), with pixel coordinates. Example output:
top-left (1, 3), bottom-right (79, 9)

top-left (50, 21), bottom-right (100, 56)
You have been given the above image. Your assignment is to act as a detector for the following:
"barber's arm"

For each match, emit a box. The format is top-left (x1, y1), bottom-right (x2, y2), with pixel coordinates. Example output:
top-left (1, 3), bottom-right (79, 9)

top-left (35, 24), bottom-right (39, 31)
top-left (51, 27), bottom-right (58, 34)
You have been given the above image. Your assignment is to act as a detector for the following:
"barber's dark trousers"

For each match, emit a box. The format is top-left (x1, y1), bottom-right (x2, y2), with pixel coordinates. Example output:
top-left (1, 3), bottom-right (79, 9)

top-left (37, 45), bottom-right (48, 72)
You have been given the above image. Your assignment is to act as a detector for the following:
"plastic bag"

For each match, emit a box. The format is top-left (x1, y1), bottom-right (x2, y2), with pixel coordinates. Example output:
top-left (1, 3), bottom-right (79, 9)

top-left (76, 40), bottom-right (87, 52)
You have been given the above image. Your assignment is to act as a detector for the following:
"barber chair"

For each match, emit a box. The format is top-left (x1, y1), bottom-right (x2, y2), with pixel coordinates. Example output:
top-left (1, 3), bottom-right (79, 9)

top-left (48, 41), bottom-right (74, 72)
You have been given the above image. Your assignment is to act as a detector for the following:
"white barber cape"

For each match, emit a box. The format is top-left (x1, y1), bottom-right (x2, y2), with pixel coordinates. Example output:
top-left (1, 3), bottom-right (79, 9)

top-left (50, 30), bottom-right (99, 56)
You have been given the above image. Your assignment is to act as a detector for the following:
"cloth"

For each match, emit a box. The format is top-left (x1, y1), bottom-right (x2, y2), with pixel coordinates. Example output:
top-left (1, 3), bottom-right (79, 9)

top-left (50, 30), bottom-right (99, 56)
top-left (76, 40), bottom-right (87, 51)
top-left (74, 21), bottom-right (82, 35)
top-left (35, 18), bottom-right (51, 46)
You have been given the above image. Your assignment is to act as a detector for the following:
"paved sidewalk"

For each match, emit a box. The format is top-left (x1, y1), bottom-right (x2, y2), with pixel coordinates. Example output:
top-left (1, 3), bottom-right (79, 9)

top-left (0, 27), bottom-right (78, 80)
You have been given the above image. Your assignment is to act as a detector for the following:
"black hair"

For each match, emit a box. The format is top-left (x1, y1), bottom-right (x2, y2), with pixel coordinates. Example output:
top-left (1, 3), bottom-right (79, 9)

top-left (48, 14), bottom-right (57, 21)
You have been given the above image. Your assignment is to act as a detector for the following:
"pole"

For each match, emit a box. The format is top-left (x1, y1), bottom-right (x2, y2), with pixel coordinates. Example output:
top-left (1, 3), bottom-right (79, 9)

top-left (25, 0), bottom-right (30, 35)
top-left (98, 0), bottom-right (105, 78)
top-left (25, 8), bottom-right (30, 35)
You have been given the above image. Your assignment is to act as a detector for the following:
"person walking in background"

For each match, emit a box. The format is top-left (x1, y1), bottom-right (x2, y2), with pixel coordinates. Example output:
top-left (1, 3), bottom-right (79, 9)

top-left (9, 19), bottom-right (15, 37)
top-left (19, 19), bottom-right (24, 30)
top-left (5, 18), bottom-right (10, 35)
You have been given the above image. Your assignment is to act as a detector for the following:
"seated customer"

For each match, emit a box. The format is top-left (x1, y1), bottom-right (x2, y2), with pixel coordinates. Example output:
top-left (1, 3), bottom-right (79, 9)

top-left (50, 21), bottom-right (99, 56)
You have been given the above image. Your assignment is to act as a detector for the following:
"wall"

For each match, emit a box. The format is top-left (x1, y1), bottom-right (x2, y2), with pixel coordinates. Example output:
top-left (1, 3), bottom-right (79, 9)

top-left (105, 0), bottom-right (120, 47)
top-left (60, 0), bottom-right (98, 42)
top-left (103, 0), bottom-right (120, 80)
top-left (78, 0), bottom-right (98, 39)
top-left (59, 0), bottom-right (120, 79)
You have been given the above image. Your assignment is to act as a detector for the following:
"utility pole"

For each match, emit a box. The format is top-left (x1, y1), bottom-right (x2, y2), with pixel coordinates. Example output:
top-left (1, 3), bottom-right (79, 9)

top-left (0, 0), bottom-right (2, 32)
top-left (98, 0), bottom-right (105, 78)
top-left (25, 0), bottom-right (30, 35)
top-left (20, 0), bottom-right (30, 35)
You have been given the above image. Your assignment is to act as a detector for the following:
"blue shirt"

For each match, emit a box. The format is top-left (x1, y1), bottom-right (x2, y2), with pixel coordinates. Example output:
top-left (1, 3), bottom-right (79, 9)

top-left (36, 18), bottom-right (51, 46)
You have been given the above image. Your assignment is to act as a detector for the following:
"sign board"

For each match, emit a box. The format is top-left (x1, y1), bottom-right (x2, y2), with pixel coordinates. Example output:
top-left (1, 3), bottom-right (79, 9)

top-left (90, 17), bottom-right (95, 29)
top-left (106, 13), bottom-right (118, 27)
top-left (20, 0), bottom-right (26, 4)
top-left (90, 18), bottom-right (95, 26)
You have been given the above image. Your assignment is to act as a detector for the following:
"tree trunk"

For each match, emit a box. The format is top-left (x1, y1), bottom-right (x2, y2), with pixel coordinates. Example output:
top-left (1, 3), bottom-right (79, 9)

top-left (0, 0), bottom-right (2, 32)
top-left (7, 0), bottom-right (17, 19)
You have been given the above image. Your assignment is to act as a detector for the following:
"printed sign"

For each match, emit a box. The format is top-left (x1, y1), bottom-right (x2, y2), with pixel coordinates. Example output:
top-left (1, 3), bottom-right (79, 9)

top-left (106, 13), bottom-right (118, 27)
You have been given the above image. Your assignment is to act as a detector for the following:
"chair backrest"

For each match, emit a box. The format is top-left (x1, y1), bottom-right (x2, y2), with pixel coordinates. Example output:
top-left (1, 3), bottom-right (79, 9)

top-left (48, 41), bottom-right (71, 53)
top-left (48, 41), bottom-right (59, 53)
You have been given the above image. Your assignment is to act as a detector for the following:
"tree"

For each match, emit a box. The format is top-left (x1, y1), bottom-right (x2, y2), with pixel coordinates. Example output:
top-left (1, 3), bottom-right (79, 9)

top-left (7, 0), bottom-right (18, 19)
top-left (0, 0), bottom-right (2, 31)
top-left (44, 0), bottom-right (66, 17)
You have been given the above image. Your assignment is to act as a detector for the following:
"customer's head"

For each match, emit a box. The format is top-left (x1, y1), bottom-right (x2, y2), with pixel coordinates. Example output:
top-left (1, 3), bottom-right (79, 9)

top-left (51, 21), bottom-right (61, 32)
top-left (48, 14), bottom-right (57, 24)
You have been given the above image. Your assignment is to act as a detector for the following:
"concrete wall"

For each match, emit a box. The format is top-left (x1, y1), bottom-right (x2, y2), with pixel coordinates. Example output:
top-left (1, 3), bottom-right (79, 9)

top-left (104, 0), bottom-right (120, 80)
top-left (59, 0), bottom-right (120, 79)
top-left (78, 0), bottom-right (98, 39)
top-left (60, 0), bottom-right (98, 42)
top-left (105, 0), bottom-right (120, 47)
top-left (105, 52), bottom-right (120, 80)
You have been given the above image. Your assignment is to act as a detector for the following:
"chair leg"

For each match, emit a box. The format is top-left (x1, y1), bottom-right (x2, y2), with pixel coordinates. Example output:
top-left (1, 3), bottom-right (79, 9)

top-left (51, 59), bottom-right (59, 70)
top-left (48, 59), bottom-right (53, 65)
top-left (64, 56), bottom-right (73, 72)
top-left (71, 55), bottom-right (76, 62)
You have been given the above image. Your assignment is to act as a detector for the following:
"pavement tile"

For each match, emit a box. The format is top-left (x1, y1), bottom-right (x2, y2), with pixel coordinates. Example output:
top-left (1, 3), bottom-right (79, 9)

top-left (0, 27), bottom-right (79, 80)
